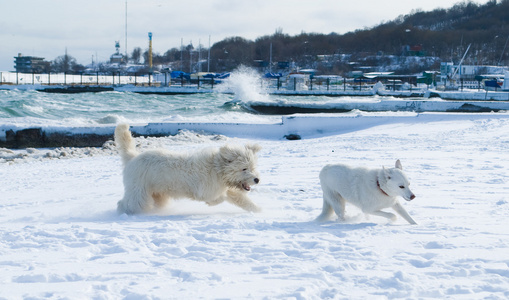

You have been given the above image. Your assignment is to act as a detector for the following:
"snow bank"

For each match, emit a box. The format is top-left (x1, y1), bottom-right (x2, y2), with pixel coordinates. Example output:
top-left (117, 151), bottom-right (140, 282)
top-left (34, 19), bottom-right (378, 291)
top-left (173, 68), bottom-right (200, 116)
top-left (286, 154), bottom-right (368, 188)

top-left (3, 112), bottom-right (509, 149)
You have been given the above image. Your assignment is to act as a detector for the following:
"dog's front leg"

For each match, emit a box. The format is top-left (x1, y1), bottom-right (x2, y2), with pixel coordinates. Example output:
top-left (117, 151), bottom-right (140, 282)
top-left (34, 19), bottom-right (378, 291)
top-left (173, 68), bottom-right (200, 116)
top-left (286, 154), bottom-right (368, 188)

top-left (206, 196), bottom-right (226, 207)
top-left (226, 189), bottom-right (261, 212)
top-left (370, 210), bottom-right (397, 222)
top-left (392, 202), bottom-right (417, 225)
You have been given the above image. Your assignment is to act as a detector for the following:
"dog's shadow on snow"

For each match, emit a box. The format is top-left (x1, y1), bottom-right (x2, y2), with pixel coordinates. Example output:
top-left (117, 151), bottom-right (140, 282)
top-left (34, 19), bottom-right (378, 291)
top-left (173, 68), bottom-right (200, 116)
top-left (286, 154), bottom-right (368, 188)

top-left (108, 213), bottom-right (380, 238)
top-left (250, 220), bottom-right (378, 238)
top-left (56, 209), bottom-right (250, 224)
top-left (55, 209), bottom-right (383, 238)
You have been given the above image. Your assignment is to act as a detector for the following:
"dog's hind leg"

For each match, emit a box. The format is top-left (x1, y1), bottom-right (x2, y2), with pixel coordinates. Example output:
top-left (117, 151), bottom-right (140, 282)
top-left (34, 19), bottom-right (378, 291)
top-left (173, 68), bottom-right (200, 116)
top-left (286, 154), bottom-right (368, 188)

top-left (225, 190), bottom-right (261, 212)
top-left (392, 202), bottom-right (417, 225)
top-left (315, 198), bottom-right (334, 222)
top-left (117, 187), bottom-right (153, 215)
top-left (320, 188), bottom-right (346, 221)
top-left (329, 197), bottom-right (346, 221)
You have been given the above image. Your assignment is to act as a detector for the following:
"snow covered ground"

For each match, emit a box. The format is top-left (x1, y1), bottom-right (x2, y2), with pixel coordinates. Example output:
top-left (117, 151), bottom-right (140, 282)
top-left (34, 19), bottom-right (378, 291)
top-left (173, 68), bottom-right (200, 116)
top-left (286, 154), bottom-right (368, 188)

top-left (1, 113), bottom-right (509, 299)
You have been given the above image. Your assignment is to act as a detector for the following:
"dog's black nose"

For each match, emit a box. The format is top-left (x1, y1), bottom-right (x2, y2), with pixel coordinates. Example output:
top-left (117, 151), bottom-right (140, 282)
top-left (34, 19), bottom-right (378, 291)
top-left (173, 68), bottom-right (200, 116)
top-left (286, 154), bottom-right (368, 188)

top-left (254, 178), bottom-right (260, 184)
top-left (410, 194), bottom-right (416, 200)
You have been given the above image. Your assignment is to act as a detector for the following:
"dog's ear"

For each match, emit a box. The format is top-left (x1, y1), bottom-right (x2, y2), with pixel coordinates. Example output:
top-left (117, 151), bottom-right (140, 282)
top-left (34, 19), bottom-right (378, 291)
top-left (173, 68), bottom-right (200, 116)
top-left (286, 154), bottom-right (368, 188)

top-left (395, 159), bottom-right (403, 170)
top-left (246, 144), bottom-right (261, 154)
top-left (383, 166), bottom-right (392, 180)
top-left (219, 145), bottom-right (234, 163)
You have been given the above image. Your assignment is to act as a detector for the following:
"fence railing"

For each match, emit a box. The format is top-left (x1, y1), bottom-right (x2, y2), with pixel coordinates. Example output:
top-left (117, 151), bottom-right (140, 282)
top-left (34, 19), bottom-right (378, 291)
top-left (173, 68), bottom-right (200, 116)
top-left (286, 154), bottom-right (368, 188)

top-left (1, 71), bottom-right (384, 92)
top-left (0, 72), bottom-right (153, 86)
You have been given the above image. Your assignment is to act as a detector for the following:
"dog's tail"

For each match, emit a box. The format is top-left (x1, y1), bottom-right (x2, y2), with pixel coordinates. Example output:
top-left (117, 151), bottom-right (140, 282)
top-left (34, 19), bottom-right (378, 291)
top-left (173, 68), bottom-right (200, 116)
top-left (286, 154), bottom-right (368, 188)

top-left (114, 123), bottom-right (138, 165)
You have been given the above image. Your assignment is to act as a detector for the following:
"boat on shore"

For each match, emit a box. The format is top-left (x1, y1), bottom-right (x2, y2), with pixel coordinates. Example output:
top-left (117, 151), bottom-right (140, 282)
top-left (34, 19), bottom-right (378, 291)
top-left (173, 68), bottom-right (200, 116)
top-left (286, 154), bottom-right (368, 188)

top-left (428, 71), bottom-right (509, 101)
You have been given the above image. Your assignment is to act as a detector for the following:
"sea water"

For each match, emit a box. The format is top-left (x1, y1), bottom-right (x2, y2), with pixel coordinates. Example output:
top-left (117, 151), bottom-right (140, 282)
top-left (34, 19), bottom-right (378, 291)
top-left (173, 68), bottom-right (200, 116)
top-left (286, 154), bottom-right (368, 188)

top-left (0, 89), bottom-right (290, 127)
top-left (0, 89), bottom-right (218, 121)
top-left (1, 64), bottom-right (438, 128)
top-left (0, 88), bottom-right (384, 128)
top-left (0, 66), bottom-right (276, 127)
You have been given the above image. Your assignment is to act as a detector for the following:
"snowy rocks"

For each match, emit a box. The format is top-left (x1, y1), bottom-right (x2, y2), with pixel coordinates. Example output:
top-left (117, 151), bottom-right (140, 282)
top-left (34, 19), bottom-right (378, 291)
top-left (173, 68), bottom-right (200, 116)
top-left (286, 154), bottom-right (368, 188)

top-left (0, 127), bottom-right (113, 149)
top-left (284, 133), bottom-right (302, 140)
top-left (4, 128), bottom-right (44, 148)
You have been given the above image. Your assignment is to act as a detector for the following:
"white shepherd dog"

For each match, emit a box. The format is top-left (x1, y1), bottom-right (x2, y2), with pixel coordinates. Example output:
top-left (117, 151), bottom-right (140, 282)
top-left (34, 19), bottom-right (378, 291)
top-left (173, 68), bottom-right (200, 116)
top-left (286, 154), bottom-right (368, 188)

top-left (316, 160), bottom-right (417, 224)
top-left (114, 123), bottom-right (262, 215)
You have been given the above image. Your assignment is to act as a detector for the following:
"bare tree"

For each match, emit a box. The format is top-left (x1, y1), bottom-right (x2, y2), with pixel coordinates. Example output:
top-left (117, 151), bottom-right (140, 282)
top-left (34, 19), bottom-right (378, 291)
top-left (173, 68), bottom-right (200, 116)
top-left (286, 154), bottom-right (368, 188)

top-left (131, 47), bottom-right (142, 64)
top-left (51, 53), bottom-right (84, 73)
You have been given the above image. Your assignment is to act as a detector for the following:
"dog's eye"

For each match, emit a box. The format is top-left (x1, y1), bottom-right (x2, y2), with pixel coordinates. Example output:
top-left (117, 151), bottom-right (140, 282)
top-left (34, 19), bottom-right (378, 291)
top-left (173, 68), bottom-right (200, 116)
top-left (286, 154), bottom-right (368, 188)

top-left (399, 185), bottom-right (405, 189)
top-left (242, 168), bottom-right (247, 171)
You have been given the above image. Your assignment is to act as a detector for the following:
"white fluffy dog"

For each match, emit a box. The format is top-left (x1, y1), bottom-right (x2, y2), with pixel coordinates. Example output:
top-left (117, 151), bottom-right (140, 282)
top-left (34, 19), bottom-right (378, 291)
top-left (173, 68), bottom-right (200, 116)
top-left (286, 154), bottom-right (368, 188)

top-left (114, 123), bottom-right (262, 215)
top-left (316, 160), bottom-right (417, 224)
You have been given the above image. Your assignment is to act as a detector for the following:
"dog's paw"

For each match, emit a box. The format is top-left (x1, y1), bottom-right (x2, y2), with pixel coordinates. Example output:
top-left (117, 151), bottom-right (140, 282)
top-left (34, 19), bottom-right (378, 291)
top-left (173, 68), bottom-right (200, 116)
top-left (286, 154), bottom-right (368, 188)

top-left (248, 205), bottom-right (262, 213)
top-left (389, 213), bottom-right (397, 222)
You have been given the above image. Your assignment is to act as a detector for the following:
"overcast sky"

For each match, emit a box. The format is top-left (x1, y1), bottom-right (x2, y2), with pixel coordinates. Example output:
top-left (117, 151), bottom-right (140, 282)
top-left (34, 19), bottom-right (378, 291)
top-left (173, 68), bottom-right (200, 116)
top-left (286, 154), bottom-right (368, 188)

top-left (0, 0), bottom-right (490, 71)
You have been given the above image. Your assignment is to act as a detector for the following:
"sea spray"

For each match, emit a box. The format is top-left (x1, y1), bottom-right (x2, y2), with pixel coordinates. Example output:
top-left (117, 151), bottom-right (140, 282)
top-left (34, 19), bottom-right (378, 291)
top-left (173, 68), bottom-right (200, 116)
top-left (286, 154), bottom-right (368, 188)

top-left (217, 65), bottom-right (270, 102)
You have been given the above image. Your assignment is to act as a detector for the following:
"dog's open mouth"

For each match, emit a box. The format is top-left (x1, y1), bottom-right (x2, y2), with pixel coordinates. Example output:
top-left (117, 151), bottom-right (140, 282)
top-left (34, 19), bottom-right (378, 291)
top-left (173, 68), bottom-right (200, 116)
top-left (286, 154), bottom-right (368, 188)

top-left (242, 183), bottom-right (251, 191)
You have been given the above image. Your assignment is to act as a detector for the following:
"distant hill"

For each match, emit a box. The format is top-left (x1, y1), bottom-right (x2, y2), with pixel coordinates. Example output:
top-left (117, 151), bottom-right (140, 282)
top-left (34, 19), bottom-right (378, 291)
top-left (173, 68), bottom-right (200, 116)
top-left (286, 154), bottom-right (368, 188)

top-left (151, 0), bottom-right (509, 75)
top-left (338, 0), bottom-right (509, 60)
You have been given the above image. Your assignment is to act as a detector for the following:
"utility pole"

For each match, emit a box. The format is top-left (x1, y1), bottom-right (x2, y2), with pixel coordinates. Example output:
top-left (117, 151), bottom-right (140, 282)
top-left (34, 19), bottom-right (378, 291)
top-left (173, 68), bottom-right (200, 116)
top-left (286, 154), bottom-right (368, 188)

top-left (198, 39), bottom-right (202, 73)
top-left (269, 43), bottom-right (272, 73)
top-left (208, 35), bottom-right (211, 73)
top-left (180, 38), bottom-right (183, 71)
top-left (189, 40), bottom-right (193, 73)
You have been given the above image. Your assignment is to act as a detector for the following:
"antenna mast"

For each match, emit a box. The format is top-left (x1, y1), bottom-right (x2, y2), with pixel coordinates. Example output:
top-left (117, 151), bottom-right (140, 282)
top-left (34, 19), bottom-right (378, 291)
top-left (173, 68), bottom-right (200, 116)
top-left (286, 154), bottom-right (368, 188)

top-left (125, 0), bottom-right (128, 61)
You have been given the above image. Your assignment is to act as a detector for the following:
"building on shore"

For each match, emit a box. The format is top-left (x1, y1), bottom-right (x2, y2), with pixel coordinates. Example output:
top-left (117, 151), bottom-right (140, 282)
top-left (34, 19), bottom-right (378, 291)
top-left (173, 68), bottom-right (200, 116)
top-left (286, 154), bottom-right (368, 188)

top-left (14, 53), bottom-right (50, 73)
top-left (110, 41), bottom-right (126, 64)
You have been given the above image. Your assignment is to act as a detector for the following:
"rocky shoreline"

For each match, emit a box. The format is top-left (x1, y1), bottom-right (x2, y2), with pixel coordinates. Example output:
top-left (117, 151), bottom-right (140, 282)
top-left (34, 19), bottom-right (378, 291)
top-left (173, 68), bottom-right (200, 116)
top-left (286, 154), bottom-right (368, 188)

top-left (1, 127), bottom-right (114, 149)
